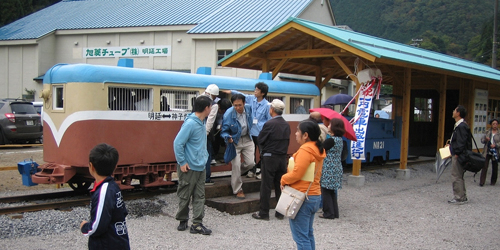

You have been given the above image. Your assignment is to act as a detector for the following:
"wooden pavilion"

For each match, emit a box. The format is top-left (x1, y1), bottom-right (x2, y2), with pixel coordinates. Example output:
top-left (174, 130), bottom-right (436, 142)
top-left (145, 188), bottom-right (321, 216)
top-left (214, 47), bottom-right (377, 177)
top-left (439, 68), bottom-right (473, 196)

top-left (219, 17), bottom-right (500, 179)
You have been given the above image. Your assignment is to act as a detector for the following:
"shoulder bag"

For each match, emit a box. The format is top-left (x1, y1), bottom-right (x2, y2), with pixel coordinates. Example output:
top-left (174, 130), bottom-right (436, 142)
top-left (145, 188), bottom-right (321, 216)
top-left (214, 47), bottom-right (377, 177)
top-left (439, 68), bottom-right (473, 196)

top-left (275, 162), bottom-right (318, 219)
top-left (463, 130), bottom-right (485, 174)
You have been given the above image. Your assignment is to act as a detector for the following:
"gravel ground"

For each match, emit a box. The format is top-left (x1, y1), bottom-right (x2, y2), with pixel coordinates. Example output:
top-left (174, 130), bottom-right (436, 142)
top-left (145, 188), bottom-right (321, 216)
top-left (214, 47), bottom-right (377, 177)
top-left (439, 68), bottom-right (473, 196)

top-left (0, 162), bottom-right (499, 250)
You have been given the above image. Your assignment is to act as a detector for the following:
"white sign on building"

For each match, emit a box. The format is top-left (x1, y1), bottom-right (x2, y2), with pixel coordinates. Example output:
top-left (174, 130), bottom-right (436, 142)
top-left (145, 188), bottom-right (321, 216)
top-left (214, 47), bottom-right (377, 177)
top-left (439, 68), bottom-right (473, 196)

top-left (83, 46), bottom-right (171, 58)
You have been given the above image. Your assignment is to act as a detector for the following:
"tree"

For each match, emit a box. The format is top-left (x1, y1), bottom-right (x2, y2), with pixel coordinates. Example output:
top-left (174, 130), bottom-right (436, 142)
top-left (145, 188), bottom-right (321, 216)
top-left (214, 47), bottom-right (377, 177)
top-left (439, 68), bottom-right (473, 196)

top-left (0, 0), bottom-right (60, 27)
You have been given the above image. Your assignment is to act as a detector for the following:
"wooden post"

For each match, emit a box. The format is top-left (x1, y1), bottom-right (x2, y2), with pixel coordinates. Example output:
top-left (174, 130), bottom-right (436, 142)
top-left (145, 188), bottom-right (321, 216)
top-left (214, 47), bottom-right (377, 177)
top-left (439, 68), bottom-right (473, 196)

top-left (437, 75), bottom-right (447, 149)
top-left (399, 68), bottom-right (412, 170)
top-left (352, 64), bottom-right (363, 176)
top-left (262, 59), bottom-right (269, 73)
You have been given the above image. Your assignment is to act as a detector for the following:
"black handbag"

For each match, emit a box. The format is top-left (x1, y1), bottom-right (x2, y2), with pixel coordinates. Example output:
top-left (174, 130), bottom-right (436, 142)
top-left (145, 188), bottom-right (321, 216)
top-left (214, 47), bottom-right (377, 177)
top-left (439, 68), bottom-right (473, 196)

top-left (463, 132), bottom-right (485, 173)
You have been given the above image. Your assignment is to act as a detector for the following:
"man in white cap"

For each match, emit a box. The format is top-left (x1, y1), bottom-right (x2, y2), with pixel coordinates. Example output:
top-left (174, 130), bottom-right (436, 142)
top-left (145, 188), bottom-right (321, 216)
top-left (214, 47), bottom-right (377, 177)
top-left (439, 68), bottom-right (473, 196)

top-left (252, 99), bottom-right (290, 220)
top-left (203, 84), bottom-right (219, 185)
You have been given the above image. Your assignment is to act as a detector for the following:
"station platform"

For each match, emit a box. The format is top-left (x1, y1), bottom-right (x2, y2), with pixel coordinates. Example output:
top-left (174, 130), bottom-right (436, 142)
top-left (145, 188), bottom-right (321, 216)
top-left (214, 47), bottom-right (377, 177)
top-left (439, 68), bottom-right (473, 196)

top-left (204, 155), bottom-right (435, 215)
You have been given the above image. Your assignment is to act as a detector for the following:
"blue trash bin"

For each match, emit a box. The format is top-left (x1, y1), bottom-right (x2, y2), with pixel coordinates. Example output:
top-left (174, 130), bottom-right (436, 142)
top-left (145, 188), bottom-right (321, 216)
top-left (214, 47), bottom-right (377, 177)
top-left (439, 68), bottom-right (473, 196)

top-left (17, 160), bottom-right (39, 186)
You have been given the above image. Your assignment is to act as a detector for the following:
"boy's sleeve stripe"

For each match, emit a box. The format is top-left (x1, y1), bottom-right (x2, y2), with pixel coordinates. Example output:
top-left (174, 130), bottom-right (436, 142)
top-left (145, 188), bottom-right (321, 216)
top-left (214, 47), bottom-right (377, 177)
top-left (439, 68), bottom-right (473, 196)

top-left (84, 182), bottom-right (108, 237)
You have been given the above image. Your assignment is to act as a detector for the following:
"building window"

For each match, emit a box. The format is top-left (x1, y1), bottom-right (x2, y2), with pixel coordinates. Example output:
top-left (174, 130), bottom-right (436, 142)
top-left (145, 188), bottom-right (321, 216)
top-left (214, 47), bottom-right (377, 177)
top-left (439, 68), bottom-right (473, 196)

top-left (53, 86), bottom-right (64, 110)
top-left (488, 99), bottom-right (500, 122)
top-left (108, 87), bottom-right (151, 111)
top-left (414, 97), bottom-right (432, 122)
top-left (160, 89), bottom-right (198, 111)
top-left (290, 97), bottom-right (311, 114)
top-left (217, 50), bottom-right (233, 66)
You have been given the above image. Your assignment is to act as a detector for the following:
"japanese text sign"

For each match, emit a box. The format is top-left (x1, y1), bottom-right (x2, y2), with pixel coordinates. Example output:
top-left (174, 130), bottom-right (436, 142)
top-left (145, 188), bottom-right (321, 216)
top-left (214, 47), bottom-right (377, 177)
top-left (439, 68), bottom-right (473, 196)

top-left (83, 46), bottom-right (171, 58)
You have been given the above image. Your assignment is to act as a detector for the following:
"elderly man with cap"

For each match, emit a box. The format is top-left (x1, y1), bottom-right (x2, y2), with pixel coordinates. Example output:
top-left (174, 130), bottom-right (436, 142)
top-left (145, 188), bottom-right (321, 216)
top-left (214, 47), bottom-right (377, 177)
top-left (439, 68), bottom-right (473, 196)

top-left (252, 99), bottom-right (290, 220)
top-left (204, 84), bottom-right (220, 185)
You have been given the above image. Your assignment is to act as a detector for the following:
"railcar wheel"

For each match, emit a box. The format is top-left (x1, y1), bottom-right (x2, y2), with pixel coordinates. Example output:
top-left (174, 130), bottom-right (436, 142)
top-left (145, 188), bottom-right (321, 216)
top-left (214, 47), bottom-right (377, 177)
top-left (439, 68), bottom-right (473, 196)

top-left (374, 156), bottom-right (386, 165)
top-left (69, 181), bottom-right (92, 193)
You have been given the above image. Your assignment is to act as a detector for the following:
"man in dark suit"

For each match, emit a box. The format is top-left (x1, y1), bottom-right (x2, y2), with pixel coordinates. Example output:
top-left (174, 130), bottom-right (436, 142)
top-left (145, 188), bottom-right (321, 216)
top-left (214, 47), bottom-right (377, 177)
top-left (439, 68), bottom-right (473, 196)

top-left (449, 105), bottom-right (471, 205)
top-left (252, 99), bottom-right (290, 220)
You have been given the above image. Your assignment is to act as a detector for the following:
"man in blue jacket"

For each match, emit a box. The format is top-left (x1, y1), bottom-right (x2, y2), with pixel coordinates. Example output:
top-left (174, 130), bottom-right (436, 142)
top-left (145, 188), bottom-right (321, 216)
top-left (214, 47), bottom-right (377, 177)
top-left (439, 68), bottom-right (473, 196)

top-left (173, 95), bottom-right (213, 235)
top-left (223, 82), bottom-right (271, 179)
top-left (221, 94), bottom-right (255, 199)
top-left (80, 143), bottom-right (130, 250)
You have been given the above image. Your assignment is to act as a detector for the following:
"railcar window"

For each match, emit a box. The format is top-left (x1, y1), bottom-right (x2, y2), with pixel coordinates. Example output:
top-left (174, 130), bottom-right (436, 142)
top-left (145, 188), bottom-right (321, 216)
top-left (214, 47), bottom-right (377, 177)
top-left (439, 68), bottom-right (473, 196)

top-left (290, 97), bottom-right (311, 114)
top-left (265, 96), bottom-right (284, 102)
top-left (160, 89), bottom-right (198, 111)
top-left (414, 97), bottom-right (432, 122)
top-left (108, 87), bottom-right (151, 111)
top-left (217, 50), bottom-right (233, 66)
top-left (53, 86), bottom-right (64, 110)
top-left (265, 95), bottom-right (285, 111)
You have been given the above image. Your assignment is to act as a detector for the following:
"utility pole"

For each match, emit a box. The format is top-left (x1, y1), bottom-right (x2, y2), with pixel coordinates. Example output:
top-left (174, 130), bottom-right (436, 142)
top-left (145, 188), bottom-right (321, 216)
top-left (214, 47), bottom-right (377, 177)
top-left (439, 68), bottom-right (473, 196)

top-left (493, 0), bottom-right (498, 68)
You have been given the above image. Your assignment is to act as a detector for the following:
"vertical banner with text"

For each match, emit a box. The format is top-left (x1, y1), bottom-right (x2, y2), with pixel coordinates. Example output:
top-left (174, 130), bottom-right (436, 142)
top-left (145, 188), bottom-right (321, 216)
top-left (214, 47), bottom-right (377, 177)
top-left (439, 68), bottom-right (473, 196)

top-left (350, 86), bottom-right (375, 160)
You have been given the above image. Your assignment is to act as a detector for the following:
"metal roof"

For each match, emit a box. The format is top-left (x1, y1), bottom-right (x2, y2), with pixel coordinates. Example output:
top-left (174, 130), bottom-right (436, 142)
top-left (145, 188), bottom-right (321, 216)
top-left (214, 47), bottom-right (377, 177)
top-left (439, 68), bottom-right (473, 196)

top-left (219, 17), bottom-right (500, 82)
top-left (294, 18), bottom-right (500, 81)
top-left (0, 0), bottom-right (314, 40)
top-left (187, 0), bottom-right (311, 34)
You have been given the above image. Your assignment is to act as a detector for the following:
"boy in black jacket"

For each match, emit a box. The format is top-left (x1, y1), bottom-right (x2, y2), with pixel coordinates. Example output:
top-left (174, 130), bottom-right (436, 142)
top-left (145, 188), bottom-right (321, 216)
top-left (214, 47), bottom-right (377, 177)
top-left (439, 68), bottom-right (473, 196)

top-left (80, 143), bottom-right (130, 250)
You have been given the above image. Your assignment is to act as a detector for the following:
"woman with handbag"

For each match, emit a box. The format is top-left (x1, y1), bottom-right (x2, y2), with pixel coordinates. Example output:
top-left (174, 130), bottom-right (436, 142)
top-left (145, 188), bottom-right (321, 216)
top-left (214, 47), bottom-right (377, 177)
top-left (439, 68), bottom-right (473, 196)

top-left (480, 118), bottom-right (500, 186)
top-left (319, 118), bottom-right (345, 219)
top-left (280, 120), bottom-right (326, 250)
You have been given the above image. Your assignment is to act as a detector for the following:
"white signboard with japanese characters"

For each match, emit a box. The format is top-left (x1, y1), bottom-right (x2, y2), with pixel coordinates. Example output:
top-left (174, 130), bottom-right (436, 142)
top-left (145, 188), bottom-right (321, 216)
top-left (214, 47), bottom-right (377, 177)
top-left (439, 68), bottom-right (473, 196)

top-left (83, 46), bottom-right (171, 58)
top-left (473, 89), bottom-right (488, 145)
top-left (350, 87), bottom-right (375, 161)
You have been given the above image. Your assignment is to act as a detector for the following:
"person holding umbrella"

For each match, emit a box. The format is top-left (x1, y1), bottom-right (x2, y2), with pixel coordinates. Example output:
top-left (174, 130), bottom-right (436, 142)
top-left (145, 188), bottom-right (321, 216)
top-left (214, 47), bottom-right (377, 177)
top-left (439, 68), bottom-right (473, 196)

top-left (319, 118), bottom-right (345, 219)
top-left (480, 118), bottom-right (500, 186)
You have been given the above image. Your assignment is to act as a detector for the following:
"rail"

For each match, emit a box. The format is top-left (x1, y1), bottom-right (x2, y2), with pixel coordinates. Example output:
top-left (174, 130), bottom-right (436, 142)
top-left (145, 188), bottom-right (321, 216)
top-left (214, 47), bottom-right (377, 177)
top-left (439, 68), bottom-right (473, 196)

top-left (0, 187), bottom-right (177, 215)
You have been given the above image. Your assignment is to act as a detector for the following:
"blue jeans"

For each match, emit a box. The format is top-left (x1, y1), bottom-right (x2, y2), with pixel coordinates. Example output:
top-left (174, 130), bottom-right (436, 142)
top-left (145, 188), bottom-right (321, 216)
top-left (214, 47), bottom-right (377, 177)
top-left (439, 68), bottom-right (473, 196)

top-left (289, 195), bottom-right (321, 250)
top-left (205, 139), bottom-right (213, 182)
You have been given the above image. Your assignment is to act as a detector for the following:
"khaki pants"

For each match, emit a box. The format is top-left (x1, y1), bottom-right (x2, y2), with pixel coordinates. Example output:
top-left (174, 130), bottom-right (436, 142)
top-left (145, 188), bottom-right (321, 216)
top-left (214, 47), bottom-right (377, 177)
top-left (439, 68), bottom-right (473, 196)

top-left (230, 135), bottom-right (255, 194)
top-left (175, 166), bottom-right (206, 224)
top-left (451, 156), bottom-right (467, 200)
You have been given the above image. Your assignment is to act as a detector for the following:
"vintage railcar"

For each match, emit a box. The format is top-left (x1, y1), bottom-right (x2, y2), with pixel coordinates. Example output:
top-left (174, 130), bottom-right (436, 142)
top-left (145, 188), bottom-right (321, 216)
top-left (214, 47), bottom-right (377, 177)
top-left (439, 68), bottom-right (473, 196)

top-left (344, 116), bottom-right (402, 165)
top-left (31, 62), bottom-right (318, 191)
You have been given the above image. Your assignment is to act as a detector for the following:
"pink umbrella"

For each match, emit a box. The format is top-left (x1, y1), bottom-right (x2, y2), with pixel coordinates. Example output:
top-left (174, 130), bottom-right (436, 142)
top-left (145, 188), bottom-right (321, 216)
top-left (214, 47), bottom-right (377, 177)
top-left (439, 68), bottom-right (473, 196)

top-left (310, 108), bottom-right (357, 141)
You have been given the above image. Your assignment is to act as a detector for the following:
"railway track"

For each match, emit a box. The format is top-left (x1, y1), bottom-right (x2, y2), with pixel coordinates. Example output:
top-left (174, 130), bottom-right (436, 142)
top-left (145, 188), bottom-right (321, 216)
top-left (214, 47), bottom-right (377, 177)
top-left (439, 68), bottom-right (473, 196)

top-left (0, 144), bottom-right (43, 148)
top-left (0, 157), bottom-right (434, 215)
top-left (0, 187), bottom-right (177, 215)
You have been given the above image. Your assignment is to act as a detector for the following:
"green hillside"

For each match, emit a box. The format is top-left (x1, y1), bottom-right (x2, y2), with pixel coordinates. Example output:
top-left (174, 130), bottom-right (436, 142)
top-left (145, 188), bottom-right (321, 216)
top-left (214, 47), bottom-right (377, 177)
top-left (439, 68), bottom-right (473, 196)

top-left (330, 0), bottom-right (496, 62)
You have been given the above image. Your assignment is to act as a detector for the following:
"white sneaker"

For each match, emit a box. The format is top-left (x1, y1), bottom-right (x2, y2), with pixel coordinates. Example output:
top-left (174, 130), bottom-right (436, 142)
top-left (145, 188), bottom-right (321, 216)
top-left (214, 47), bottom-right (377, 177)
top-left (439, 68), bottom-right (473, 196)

top-left (247, 172), bottom-right (255, 178)
top-left (256, 173), bottom-right (261, 180)
top-left (211, 159), bottom-right (216, 165)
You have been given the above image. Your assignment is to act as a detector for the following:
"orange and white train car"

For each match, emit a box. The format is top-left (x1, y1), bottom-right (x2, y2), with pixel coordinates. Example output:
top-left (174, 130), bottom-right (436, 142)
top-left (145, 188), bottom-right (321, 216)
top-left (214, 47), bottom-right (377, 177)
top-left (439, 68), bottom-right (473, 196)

top-left (33, 63), bottom-right (319, 191)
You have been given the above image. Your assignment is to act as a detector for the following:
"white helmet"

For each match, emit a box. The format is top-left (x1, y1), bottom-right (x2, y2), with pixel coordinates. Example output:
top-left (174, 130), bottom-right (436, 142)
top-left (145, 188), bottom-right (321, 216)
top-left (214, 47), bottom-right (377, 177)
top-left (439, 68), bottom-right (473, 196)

top-left (205, 84), bottom-right (219, 96)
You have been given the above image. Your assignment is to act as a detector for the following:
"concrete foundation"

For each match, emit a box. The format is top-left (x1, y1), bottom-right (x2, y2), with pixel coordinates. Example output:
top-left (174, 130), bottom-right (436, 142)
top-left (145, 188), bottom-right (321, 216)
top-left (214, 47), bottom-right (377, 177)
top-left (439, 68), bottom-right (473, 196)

top-left (348, 175), bottom-right (365, 187)
top-left (396, 169), bottom-right (411, 180)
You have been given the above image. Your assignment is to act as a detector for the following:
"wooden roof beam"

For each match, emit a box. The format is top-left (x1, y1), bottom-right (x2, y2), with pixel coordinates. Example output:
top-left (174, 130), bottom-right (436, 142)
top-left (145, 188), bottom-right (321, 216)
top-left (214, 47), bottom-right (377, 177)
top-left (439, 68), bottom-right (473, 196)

top-left (272, 58), bottom-right (289, 79)
top-left (247, 49), bottom-right (344, 60)
top-left (267, 49), bottom-right (341, 59)
top-left (320, 70), bottom-right (336, 90)
top-left (333, 56), bottom-right (357, 82)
